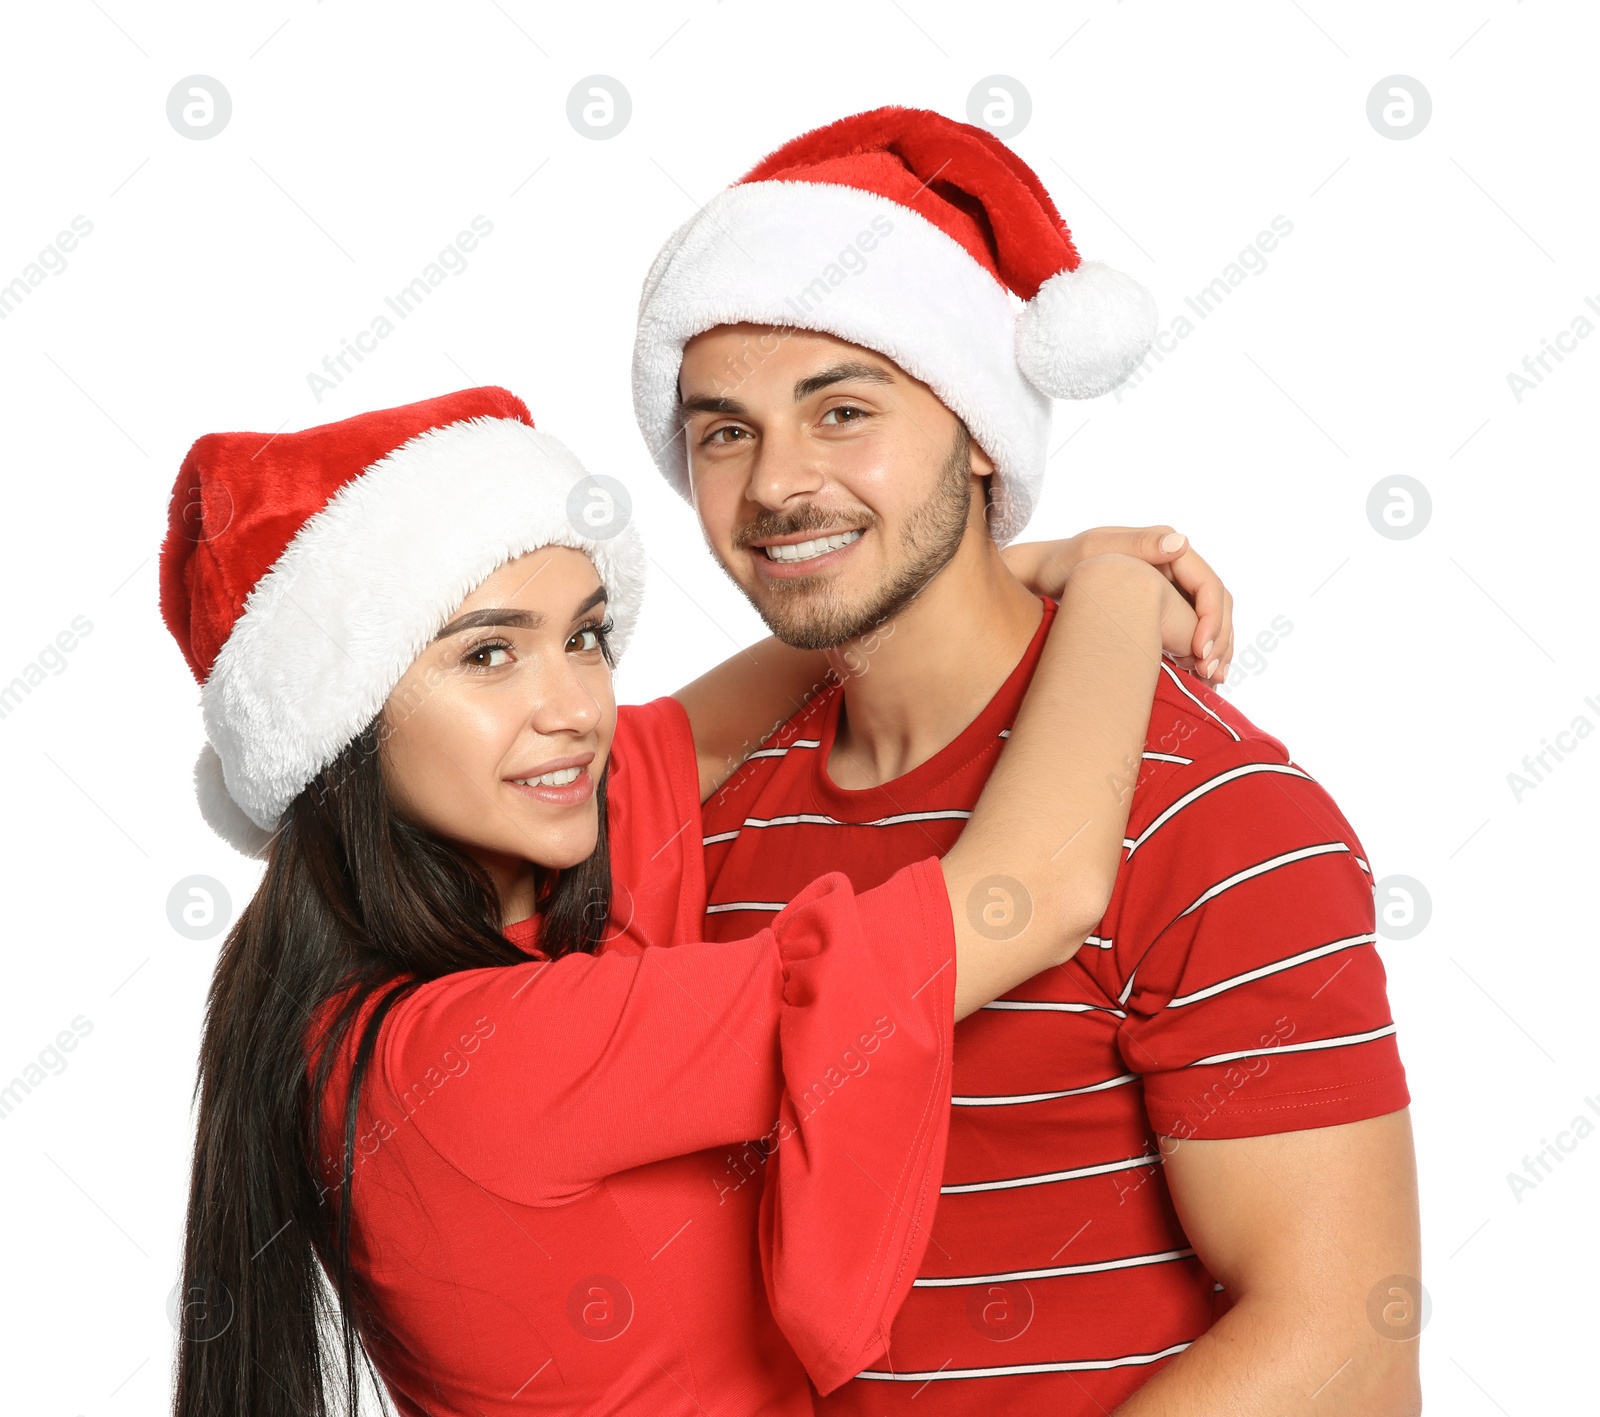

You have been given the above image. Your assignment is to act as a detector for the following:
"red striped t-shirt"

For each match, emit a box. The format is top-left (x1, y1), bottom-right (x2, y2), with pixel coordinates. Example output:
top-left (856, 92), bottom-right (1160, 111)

top-left (699, 598), bottom-right (1409, 1414)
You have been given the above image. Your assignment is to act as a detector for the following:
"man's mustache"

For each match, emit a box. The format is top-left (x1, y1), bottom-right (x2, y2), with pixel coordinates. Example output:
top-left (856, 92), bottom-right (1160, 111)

top-left (731, 503), bottom-right (878, 550)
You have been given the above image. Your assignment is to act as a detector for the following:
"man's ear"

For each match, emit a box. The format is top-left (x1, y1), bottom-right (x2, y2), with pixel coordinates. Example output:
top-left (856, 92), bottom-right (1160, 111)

top-left (967, 428), bottom-right (996, 478)
top-left (965, 425), bottom-right (998, 524)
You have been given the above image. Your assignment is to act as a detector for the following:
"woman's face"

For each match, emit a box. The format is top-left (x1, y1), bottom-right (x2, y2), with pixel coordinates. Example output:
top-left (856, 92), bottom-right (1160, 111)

top-left (379, 546), bottom-right (616, 905)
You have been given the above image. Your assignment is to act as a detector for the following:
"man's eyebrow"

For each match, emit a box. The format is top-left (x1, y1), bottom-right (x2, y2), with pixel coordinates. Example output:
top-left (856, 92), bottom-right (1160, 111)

top-left (677, 393), bottom-right (749, 422)
top-left (793, 361), bottom-right (895, 402)
top-left (431, 587), bottom-right (607, 643)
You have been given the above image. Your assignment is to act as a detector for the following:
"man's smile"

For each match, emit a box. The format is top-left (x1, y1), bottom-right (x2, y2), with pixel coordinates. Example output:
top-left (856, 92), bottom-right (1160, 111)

top-left (758, 529), bottom-right (863, 563)
top-left (747, 527), bottom-right (867, 579)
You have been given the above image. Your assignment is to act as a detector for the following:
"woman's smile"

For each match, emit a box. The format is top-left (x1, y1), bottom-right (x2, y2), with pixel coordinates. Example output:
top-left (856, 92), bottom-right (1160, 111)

top-left (505, 752), bottom-right (597, 807)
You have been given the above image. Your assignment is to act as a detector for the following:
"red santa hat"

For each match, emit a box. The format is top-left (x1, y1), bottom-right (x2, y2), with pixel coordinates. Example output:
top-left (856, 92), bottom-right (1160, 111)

top-left (159, 387), bottom-right (645, 858)
top-left (632, 105), bottom-right (1157, 544)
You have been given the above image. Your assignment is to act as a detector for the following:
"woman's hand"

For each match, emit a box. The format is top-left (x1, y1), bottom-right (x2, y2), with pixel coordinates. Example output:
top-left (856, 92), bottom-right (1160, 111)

top-left (1002, 526), bottom-right (1233, 682)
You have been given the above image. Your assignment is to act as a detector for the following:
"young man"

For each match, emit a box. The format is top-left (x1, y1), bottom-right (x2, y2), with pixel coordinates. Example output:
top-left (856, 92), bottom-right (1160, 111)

top-left (633, 109), bottom-right (1420, 1415)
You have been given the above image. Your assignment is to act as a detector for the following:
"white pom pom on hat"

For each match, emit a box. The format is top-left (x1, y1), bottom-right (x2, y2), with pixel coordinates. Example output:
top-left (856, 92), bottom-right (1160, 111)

top-left (1016, 260), bottom-right (1160, 401)
top-left (633, 105), bottom-right (1156, 544)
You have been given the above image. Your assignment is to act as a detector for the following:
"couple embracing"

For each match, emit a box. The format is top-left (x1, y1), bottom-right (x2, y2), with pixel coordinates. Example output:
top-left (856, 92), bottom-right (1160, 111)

top-left (162, 108), bottom-right (1418, 1416)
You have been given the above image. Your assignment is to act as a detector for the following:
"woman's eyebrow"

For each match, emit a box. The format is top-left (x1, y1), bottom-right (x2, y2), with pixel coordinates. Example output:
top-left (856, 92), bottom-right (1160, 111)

top-left (432, 608), bottom-right (541, 642)
top-left (432, 587), bottom-right (607, 643)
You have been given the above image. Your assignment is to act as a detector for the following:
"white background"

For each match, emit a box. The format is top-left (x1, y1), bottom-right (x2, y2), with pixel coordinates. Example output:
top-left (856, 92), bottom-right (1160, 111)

top-left (1, 1), bottom-right (1595, 1412)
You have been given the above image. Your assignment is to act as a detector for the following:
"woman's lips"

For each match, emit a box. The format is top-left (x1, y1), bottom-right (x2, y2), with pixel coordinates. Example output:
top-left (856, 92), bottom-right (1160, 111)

top-left (506, 767), bottom-right (595, 808)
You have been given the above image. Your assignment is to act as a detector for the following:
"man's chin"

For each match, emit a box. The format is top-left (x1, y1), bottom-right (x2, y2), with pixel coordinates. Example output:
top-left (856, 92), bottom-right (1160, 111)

top-left (747, 576), bottom-right (899, 651)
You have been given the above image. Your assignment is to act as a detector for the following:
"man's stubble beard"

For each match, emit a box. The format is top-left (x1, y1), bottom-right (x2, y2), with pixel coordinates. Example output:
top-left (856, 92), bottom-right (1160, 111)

top-left (736, 426), bottom-right (977, 651)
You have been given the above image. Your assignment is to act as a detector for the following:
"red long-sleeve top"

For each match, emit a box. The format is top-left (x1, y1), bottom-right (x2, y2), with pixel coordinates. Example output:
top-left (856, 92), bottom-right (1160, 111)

top-left (310, 697), bottom-right (957, 1414)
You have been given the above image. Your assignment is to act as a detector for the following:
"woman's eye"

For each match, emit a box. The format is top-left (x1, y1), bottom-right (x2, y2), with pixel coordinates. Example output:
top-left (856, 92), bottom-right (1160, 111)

top-left (568, 619), bottom-right (614, 659)
top-left (819, 406), bottom-right (867, 425)
top-left (464, 641), bottom-right (512, 669)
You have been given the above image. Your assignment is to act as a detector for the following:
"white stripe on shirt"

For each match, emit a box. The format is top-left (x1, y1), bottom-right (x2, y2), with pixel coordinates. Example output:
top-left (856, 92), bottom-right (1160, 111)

top-left (1188, 1022), bottom-right (1397, 1068)
top-left (1175, 841), bottom-right (1350, 920)
top-left (1126, 762), bottom-right (1313, 858)
top-left (914, 1246), bottom-right (1196, 1288)
top-left (1167, 933), bottom-right (1377, 1008)
top-left (740, 808), bottom-right (972, 830)
top-left (942, 1152), bottom-right (1160, 1195)
top-left (745, 738), bottom-right (822, 761)
top-left (981, 999), bottom-right (1126, 1018)
top-left (952, 1073), bottom-right (1138, 1107)
top-left (1161, 660), bottom-right (1240, 740)
top-left (856, 1341), bottom-right (1194, 1381)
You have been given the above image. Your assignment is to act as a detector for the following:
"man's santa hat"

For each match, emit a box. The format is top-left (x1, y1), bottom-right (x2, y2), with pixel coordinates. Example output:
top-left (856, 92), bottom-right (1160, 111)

top-left (159, 387), bottom-right (645, 858)
top-left (633, 105), bottom-right (1157, 544)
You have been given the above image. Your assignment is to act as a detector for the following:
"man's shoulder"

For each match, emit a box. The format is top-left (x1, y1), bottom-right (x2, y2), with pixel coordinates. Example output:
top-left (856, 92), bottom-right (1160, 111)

top-left (1140, 661), bottom-right (1289, 770)
top-left (1127, 664), bottom-right (1365, 862)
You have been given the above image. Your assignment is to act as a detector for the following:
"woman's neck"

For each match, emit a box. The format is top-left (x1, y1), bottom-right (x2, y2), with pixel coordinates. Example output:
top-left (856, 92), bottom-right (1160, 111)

top-left (475, 851), bottom-right (538, 928)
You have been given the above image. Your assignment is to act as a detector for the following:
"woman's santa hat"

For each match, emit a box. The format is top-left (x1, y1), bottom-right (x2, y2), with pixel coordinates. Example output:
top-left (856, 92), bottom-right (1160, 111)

top-left (633, 105), bottom-right (1157, 544)
top-left (159, 387), bottom-right (645, 858)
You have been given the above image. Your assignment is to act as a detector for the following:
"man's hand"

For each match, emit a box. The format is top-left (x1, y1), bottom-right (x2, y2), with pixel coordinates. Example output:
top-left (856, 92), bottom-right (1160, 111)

top-left (1002, 526), bottom-right (1234, 681)
top-left (1113, 1111), bottom-right (1423, 1416)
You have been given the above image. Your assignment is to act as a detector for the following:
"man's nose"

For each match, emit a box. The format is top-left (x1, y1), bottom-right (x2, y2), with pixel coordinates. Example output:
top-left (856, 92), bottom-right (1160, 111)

top-left (745, 420), bottom-right (826, 511)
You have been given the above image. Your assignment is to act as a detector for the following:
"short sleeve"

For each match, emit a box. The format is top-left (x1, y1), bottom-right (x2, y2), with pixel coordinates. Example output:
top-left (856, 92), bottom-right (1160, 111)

top-left (1107, 740), bottom-right (1410, 1141)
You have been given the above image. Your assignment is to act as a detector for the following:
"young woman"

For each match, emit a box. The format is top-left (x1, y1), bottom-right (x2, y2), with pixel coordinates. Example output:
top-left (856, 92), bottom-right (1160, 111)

top-left (161, 387), bottom-right (1231, 1417)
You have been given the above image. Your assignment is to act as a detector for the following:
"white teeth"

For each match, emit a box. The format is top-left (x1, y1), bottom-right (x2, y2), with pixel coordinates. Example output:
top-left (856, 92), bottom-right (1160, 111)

top-left (764, 529), bottom-right (862, 563)
top-left (514, 766), bottom-right (583, 787)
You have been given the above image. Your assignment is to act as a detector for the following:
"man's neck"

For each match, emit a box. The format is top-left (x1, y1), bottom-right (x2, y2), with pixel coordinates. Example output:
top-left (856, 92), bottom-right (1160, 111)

top-left (824, 524), bottom-right (1043, 789)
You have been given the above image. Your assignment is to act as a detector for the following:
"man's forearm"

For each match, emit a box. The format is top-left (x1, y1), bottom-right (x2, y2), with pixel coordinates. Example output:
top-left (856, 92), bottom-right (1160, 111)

top-left (1110, 1293), bottom-right (1421, 1416)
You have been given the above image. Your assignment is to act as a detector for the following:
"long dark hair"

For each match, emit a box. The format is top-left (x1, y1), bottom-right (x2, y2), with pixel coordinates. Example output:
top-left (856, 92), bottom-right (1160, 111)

top-left (172, 714), bottom-right (612, 1416)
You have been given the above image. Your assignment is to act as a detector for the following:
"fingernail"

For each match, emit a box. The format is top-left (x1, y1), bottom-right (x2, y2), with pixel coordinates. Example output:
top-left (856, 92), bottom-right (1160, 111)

top-left (1201, 640), bottom-right (1214, 661)
top-left (1159, 532), bottom-right (1186, 553)
top-left (1204, 658), bottom-right (1220, 679)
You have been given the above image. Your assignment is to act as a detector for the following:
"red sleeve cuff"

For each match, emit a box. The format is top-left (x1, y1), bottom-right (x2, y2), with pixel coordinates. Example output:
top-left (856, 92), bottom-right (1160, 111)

top-left (758, 855), bottom-right (956, 1393)
top-left (1142, 1035), bottom-right (1410, 1141)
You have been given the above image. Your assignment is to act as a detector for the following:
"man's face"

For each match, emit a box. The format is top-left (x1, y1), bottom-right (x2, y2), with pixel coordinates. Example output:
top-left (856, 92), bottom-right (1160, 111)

top-left (678, 324), bottom-right (994, 649)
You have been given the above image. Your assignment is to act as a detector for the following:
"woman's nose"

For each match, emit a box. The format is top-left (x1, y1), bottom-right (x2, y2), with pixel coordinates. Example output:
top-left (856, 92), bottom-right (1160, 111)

top-left (529, 659), bottom-right (602, 738)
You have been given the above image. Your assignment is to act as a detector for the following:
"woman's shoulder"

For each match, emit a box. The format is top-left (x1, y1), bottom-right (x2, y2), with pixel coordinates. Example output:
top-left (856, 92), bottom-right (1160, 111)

top-left (614, 698), bottom-right (697, 780)
top-left (610, 697), bottom-right (702, 842)
top-left (609, 698), bottom-right (707, 947)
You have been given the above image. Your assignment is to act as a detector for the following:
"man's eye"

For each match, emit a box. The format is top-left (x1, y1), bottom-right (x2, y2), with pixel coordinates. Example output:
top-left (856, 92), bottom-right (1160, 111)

top-left (819, 406), bottom-right (867, 425)
top-left (704, 425), bottom-right (750, 445)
